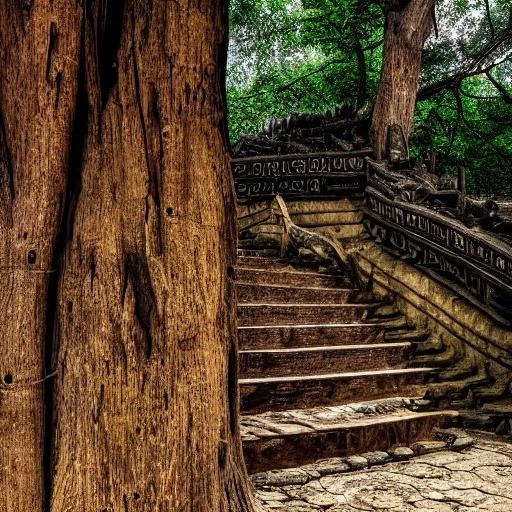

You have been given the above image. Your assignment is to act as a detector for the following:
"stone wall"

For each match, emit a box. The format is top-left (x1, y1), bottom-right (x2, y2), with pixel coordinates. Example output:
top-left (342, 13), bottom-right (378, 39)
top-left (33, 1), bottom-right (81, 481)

top-left (354, 243), bottom-right (512, 412)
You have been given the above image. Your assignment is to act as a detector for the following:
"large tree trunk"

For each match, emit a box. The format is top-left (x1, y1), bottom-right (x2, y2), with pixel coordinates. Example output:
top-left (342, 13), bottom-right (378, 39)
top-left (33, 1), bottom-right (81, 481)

top-left (49, 1), bottom-right (259, 510)
top-left (0, 1), bottom-right (259, 510)
top-left (370, 0), bottom-right (436, 161)
top-left (0, 3), bottom-right (82, 510)
top-left (49, 1), bottom-right (259, 511)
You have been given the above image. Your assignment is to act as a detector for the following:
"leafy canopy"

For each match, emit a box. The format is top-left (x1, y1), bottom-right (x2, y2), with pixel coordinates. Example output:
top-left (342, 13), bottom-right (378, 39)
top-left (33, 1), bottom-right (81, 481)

top-left (228, 0), bottom-right (512, 196)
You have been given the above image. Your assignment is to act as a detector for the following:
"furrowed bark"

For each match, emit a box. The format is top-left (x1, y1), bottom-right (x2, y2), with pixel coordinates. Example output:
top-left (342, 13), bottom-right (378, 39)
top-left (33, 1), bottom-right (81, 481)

top-left (370, 0), bottom-right (436, 160)
top-left (0, 2), bottom-right (82, 510)
top-left (50, 1), bottom-right (260, 511)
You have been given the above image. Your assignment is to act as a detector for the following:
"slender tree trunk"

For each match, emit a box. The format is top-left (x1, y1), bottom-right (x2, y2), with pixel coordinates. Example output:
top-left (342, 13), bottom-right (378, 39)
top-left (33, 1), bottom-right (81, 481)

top-left (353, 37), bottom-right (367, 112)
top-left (370, 0), bottom-right (436, 161)
top-left (49, 1), bottom-right (259, 511)
top-left (0, 3), bottom-right (82, 510)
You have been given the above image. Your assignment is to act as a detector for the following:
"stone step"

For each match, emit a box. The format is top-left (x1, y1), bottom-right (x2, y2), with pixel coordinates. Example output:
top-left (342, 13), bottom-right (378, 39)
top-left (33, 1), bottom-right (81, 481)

top-left (236, 268), bottom-right (349, 288)
top-left (238, 304), bottom-right (372, 326)
top-left (239, 343), bottom-right (410, 379)
top-left (240, 368), bottom-right (436, 414)
top-left (237, 248), bottom-right (282, 258)
top-left (237, 283), bottom-right (355, 304)
top-left (385, 329), bottom-right (431, 343)
top-left (237, 242), bottom-right (282, 255)
top-left (238, 324), bottom-right (384, 351)
top-left (237, 256), bottom-right (298, 270)
top-left (237, 255), bottom-right (335, 273)
top-left (365, 303), bottom-right (403, 321)
top-left (241, 399), bottom-right (459, 473)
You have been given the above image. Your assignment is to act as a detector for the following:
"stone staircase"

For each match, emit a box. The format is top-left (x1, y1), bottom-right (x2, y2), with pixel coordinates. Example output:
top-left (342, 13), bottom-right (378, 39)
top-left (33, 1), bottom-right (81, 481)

top-left (236, 254), bottom-right (459, 474)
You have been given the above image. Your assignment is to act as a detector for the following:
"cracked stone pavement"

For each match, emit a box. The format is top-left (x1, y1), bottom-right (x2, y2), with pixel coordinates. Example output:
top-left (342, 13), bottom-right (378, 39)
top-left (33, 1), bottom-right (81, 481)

top-left (255, 432), bottom-right (512, 511)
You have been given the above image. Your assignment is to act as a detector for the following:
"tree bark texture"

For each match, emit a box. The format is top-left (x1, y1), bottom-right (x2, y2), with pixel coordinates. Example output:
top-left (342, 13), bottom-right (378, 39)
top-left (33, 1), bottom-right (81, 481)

top-left (0, 2), bottom-right (82, 510)
top-left (0, 1), bottom-right (260, 511)
top-left (370, 0), bottom-right (436, 160)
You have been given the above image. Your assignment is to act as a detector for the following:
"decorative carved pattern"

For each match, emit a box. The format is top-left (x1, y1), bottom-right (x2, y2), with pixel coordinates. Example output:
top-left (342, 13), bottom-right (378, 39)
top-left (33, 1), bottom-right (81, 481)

top-left (364, 188), bottom-right (512, 318)
top-left (232, 151), bottom-right (372, 200)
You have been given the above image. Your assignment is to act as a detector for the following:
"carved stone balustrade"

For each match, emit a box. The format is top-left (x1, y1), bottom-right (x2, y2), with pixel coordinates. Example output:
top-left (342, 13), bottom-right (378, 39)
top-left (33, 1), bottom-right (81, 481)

top-left (231, 150), bottom-right (372, 201)
top-left (364, 187), bottom-right (512, 320)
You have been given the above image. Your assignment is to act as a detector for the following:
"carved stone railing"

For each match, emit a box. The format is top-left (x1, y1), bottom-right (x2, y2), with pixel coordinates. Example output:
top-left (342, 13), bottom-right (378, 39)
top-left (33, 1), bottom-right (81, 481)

top-left (232, 150), bottom-right (372, 201)
top-left (272, 195), bottom-right (359, 283)
top-left (364, 187), bottom-right (512, 320)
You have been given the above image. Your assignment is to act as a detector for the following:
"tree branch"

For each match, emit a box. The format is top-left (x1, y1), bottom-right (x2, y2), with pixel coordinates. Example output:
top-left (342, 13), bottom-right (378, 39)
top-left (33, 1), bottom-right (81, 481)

top-left (484, 0), bottom-right (495, 39)
top-left (431, 109), bottom-right (449, 138)
top-left (459, 88), bottom-right (501, 101)
top-left (453, 88), bottom-right (508, 164)
top-left (432, 3), bottom-right (439, 39)
top-left (417, 30), bottom-right (512, 101)
top-left (353, 36), bottom-right (367, 110)
top-left (233, 59), bottom-right (344, 102)
top-left (485, 70), bottom-right (512, 104)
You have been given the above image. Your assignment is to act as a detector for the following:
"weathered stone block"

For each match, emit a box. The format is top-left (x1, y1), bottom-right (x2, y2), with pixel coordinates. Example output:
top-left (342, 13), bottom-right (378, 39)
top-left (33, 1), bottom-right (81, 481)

top-left (361, 451), bottom-right (391, 465)
top-left (388, 446), bottom-right (414, 460)
top-left (346, 455), bottom-right (368, 469)
top-left (410, 440), bottom-right (447, 455)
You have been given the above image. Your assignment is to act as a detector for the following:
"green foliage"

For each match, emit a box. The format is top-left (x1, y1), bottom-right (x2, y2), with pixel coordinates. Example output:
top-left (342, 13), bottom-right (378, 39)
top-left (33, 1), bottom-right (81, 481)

top-left (415, 0), bottom-right (512, 196)
top-left (228, 0), bottom-right (512, 196)
top-left (412, 75), bottom-right (512, 197)
top-left (228, 0), bottom-right (383, 140)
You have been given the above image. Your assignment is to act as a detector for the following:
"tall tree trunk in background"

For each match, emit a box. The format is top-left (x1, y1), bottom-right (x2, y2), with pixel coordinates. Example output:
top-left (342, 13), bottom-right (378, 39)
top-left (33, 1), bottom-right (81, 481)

top-left (49, 1), bottom-right (259, 510)
top-left (353, 37), bottom-right (367, 112)
top-left (370, 0), bottom-right (436, 161)
top-left (0, 3), bottom-right (82, 510)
